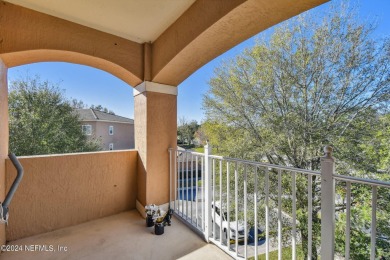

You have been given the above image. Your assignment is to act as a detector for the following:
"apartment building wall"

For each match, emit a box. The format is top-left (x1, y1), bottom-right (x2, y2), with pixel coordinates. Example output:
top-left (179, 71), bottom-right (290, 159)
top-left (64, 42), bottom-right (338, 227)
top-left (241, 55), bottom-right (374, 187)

top-left (81, 121), bottom-right (134, 150)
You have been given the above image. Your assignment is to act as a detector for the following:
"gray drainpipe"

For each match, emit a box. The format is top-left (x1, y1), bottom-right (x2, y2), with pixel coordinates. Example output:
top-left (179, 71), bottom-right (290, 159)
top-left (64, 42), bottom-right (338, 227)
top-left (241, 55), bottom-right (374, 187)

top-left (1, 153), bottom-right (24, 223)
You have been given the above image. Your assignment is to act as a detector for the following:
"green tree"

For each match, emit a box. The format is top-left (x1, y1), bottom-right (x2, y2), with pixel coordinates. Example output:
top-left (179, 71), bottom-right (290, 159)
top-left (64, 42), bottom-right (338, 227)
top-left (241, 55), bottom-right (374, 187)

top-left (71, 99), bottom-right (116, 115)
top-left (203, 2), bottom-right (389, 259)
top-left (193, 125), bottom-right (208, 146)
top-left (9, 75), bottom-right (101, 156)
top-left (70, 98), bottom-right (86, 109)
top-left (334, 111), bottom-right (390, 259)
top-left (362, 113), bottom-right (390, 172)
top-left (89, 104), bottom-right (115, 115)
top-left (177, 117), bottom-right (199, 146)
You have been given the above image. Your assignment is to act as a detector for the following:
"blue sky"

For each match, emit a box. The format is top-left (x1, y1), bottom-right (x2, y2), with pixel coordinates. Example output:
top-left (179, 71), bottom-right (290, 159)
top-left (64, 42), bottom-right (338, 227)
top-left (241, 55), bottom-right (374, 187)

top-left (8, 0), bottom-right (390, 121)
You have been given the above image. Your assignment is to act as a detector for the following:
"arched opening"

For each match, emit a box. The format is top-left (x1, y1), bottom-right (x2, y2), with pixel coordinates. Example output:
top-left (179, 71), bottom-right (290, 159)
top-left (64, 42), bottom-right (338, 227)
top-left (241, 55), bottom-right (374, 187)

top-left (1, 50), bottom-right (141, 87)
top-left (4, 61), bottom-right (137, 241)
top-left (0, 0), bottom-right (336, 256)
top-left (8, 61), bottom-right (135, 154)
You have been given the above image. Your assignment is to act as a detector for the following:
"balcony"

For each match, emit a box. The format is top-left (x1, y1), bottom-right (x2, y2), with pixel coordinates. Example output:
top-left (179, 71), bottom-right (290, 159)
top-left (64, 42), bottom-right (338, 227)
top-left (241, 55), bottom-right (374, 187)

top-left (0, 147), bottom-right (388, 259)
top-left (0, 1), bottom-right (332, 258)
top-left (169, 146), bottom-right (390, 259)
top-left (0, 210), bottom-right (228, 260)
top-left (0, 150), bottom-right (230, 260)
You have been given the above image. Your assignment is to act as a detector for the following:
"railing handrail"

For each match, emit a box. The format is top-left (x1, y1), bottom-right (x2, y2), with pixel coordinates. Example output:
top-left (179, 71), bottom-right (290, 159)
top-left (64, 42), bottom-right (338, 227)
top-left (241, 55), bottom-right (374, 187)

top-left (169, 147), bottom-right (320, 176)
top-left (169, 148), bottom-right (205, 156)
top-left (170, 147), bottom-right (390, 187)
top-left (209, 155), bottom-right (321, 176)
top-left (334, 174), bottom-right (390, 188)
top-left (169, 145), bottom-right (389, 260)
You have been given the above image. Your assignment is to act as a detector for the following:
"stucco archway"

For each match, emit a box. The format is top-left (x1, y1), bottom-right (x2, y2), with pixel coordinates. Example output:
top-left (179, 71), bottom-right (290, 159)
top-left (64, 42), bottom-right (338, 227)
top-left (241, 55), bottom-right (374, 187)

top-left (1, 50), bottom-right (141, 88)
top-left (0, 0), bottom-right (329, 245)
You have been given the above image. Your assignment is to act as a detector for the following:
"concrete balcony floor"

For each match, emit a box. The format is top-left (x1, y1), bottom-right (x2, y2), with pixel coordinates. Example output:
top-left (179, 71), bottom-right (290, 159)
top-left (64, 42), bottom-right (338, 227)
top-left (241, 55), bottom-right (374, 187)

top-left (0, 210), bottom-right (231, 260)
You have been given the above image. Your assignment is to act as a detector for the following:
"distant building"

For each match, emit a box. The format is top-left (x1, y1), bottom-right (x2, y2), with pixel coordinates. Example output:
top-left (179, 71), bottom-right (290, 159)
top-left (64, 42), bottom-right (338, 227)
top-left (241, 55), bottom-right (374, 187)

top-left (76, 109), bottom-right (134, 151)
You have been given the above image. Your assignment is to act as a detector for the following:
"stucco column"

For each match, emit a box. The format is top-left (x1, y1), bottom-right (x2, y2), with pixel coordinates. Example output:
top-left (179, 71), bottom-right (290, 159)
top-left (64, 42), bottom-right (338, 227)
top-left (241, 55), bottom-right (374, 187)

top-left (134, 81), bottom-right (177, 211)
top-left (0, 59), bottom-right (9, 245)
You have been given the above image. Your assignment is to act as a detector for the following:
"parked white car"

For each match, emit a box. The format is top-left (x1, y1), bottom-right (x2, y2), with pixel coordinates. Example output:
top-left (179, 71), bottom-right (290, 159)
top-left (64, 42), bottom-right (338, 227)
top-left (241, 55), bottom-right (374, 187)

top-left (211, 201), bottom-right (246, 243)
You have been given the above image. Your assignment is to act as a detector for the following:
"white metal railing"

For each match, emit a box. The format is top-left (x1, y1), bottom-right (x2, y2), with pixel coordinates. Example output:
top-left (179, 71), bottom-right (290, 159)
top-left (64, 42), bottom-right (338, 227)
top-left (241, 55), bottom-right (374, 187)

top-left (169, 148), bottom-right (205, 234)
top-left (168, 145), bottom-right (390, 260)
top-left (333, 174), bottom-right (390, 260)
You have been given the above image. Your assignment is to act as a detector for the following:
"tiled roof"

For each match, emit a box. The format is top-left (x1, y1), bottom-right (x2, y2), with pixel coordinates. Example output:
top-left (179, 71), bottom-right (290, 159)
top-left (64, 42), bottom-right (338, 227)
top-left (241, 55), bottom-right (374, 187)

top-left (76, 109), bottom-right (134, 124)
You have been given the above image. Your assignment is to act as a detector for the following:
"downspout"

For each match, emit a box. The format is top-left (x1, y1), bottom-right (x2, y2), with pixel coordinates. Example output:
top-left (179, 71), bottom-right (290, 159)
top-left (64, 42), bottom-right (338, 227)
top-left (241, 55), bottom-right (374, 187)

top-left (0, 153), bottom-right (24, 223)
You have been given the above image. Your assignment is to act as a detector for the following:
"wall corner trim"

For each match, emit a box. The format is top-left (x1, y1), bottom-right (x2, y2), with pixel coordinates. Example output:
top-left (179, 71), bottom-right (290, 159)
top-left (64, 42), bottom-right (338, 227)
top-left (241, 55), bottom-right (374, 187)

top-left (133, 81), bottom-right (177, 97)
top-left (136, 200), bottom-right (146, 218)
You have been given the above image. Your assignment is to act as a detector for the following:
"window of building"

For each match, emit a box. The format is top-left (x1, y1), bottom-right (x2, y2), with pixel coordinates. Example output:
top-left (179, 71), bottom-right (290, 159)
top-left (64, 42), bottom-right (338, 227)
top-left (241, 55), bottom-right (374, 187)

top-left (109, 143), bottom-right (114, 150)
top-left (82, 125), bottom-right (92, 135)
top-left (109, 126), bottom-right (114, 135)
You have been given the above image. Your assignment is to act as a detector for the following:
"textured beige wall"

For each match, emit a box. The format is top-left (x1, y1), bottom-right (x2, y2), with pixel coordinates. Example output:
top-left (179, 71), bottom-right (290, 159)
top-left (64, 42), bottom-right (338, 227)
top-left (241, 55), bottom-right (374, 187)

top-left (5, 150), bottom-right (137, 241)
top-left (134, 94), bottom-right (147, 206)
top-left (0, 59), bottom-right (8, 245)
top-left (152, 0), bottom-right (328, 85)
top-left (147, 92), bottom-right (177, 205)
top-left (0, 0), bottom-right (327, 87)
top-left (0, 1), bottom-right (143, 87)
top-left (135, 91), bottom-right (177, 206)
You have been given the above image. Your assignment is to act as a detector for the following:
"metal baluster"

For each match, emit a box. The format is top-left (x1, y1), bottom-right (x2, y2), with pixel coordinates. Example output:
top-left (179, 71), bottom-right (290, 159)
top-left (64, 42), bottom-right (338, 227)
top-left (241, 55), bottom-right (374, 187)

top-left (235, 162), bottom-right (239, 257)
top-left (191, 153), bottom-right (194, 224)
top-left (292, 172), bottom-right (296, 260)
top-left (227, 162), bottom-right (231, 250)
top-left (244, 164), bottom-right (248, 259)
top-left (175, 150), bottom-right (177, 212)
top-left (201, 156), bottom-right (204, 231)
top-left (196, 155), bottom-right (199, 229)
top-left (265, 168), bottom-right (269, 260)
top-left (213, 159), bottom-right (216, 239)
top-left (308, 175), bottom-right (312, 260)
top-left (220, 159), bottom-right (223, 245)
top-left (254, 166), bottom-right (258, 260)
top-left (180, 152), bottom-right (183, 217)
top-left (345, 181), bottom-right (351, 260)
top-left (278, 169), bottom-right (282, 260)
top-left (186, 152), bottom-right (189, 219)
top-left (370, 186), bottom-right (377, 260)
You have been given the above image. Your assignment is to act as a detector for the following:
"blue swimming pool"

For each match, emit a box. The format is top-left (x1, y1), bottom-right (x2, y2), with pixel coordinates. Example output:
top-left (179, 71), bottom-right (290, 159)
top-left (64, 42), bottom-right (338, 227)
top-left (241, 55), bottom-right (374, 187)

top-left (178, 187), bottom-right (197, 201)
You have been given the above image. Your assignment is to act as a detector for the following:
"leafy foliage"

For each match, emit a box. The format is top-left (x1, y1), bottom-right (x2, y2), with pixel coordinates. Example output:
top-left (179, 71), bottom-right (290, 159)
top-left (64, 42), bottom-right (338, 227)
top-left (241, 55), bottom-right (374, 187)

top-left (177, 117), bottom-right (200, 145)
top-left (71, 98), bottom-right (116, 115)
top-left (9, 75), bottom-right (101, 156)
top-left (202, 1), bottom-right (389, 259)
